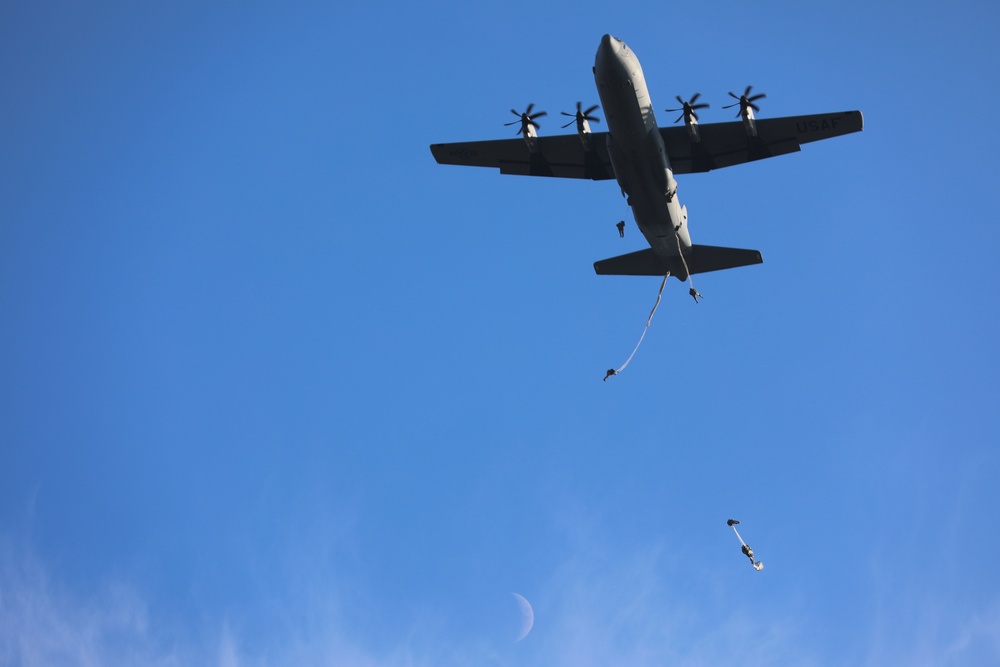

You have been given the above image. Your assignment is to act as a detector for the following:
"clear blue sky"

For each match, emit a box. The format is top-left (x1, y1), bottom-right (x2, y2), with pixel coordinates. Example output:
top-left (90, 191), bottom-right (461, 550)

top-left (2, 1), bottom-right (999, 665)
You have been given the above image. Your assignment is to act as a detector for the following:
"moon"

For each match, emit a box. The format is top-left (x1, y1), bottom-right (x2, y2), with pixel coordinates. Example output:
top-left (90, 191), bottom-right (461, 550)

top-left (512, 592), bottom-right (534, 641)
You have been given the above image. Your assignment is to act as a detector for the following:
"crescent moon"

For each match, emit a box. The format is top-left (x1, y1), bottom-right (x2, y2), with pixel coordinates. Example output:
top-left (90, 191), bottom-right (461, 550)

top-left (512, 592), bottom-right (534, 641)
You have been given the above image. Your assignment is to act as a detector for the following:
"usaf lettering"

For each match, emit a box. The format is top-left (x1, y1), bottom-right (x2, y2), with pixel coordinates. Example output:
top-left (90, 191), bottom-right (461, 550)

top-left (796, 117), bottom-right (841, 133)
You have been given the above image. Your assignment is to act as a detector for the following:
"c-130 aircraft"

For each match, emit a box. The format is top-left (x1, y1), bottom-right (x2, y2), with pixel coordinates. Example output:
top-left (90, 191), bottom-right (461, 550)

top-left (431, 34), bottom-right (863, 281)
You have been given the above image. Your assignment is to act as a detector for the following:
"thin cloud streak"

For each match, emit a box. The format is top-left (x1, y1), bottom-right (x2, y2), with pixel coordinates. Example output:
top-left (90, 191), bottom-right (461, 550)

top-left (2, 532), bottom-right (998, 667)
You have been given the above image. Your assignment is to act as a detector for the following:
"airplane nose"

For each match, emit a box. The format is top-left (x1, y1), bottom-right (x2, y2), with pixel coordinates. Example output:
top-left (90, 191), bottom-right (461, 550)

top-left (596, 33), bottom-right (620, 65)
top-left (597, 34), bottom-right (628, 63)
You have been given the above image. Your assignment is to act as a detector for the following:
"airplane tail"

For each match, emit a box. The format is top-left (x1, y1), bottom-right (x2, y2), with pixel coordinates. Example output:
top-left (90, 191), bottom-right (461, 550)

top-left (593, 245), bottom-right (763, 280)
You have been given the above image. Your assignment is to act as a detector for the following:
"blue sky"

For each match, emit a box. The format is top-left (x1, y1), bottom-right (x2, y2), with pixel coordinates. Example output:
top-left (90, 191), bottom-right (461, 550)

top-left (2, 1), bottom-right (999, 665)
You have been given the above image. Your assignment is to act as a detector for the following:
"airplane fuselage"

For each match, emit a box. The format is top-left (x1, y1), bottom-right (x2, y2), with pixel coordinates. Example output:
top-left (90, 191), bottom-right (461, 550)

top-left (594, 34), bottom-right (691, 257)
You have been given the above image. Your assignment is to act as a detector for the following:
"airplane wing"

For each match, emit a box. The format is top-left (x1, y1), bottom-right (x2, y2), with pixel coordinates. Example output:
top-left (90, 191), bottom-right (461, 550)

top-left (431, 110), bottom-right (862, 179)
top-left (662, 110), bottom-right (863, 174)
top-left (430, 134), bottom-right (615, 180)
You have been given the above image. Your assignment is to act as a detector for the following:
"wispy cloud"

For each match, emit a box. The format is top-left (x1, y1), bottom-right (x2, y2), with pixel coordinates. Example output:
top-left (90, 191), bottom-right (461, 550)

top-left (944, 602), bottom-right (1000, 664)
top-left (0, 538), bottom-right (173, 666)
top-left (0, 534), bottom-right (434, 667)
top-left (525, 540), bottom-right (819, 667)
top-left (2, 531), bottom-right (997, 667)
top-left (862, 569), bottom-right (1000, 667)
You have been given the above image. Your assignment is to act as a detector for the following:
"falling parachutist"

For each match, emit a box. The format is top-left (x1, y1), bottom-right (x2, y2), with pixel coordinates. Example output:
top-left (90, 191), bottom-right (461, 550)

top-left (728, 518), bottom-right (764, 571)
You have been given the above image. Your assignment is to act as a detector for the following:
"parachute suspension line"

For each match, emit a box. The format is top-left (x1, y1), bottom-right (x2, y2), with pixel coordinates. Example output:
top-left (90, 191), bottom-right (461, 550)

top-left (676, 232), bottom-right (703, 303)
top-left (603, 272), bottom-right (670, 381)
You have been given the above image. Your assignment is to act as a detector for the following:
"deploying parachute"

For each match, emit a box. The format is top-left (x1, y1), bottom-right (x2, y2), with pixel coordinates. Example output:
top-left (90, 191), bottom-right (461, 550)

top-left (727, 519), bottom-right (764, 571)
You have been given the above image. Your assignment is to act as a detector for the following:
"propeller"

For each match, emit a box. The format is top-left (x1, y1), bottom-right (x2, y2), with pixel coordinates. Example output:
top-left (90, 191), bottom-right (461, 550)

top-left (504, 103), bottom-right (547, 134)
top-left (722, 85), bottom-right (766, 116)
top-left (560, 101), bottom-right (601, 129)
top-left (665, 93), bottom-right (709, 124)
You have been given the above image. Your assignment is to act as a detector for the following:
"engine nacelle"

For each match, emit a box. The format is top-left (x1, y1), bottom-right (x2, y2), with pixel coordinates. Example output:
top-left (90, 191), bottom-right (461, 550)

top-left (741, 105), bottom-right (758, 138)
top-left (576, 118), bottom-right (593, 151)
top-left (684, 114), bottom-right (701, 143)
top-left (521, 122), bottom-right (539, 153)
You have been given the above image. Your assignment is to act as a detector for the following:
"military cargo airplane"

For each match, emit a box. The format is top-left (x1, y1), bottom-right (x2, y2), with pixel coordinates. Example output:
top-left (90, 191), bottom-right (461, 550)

top-left (430, 34), bottom-right (863, 281)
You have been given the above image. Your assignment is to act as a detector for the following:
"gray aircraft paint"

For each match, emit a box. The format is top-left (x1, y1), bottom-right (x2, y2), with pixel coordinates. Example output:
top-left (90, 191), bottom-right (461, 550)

top-left (594, 34), bottom-right (690, 258)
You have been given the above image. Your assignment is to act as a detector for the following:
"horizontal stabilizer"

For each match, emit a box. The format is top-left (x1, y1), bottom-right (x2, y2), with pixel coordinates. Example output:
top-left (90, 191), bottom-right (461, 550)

top-left (593, 245), bottom-right (762, 280)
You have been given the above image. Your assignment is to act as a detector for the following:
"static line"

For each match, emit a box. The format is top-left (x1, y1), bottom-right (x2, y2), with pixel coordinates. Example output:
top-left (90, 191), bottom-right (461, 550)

top-left (608, 272), bottom-right (669, 377)
top-left (676, 232), bottom-right (703, 303)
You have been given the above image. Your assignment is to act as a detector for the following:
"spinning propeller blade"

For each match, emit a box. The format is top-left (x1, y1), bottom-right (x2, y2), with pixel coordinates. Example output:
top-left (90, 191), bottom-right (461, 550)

top-left (665, 93), bottom-right (709, 124)
top-left (560, 101), bottom-right (601, 128)
top-left (504, 104), bottom-right (547, 134)
top-left (723, 85), bottom-right (766, 116)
